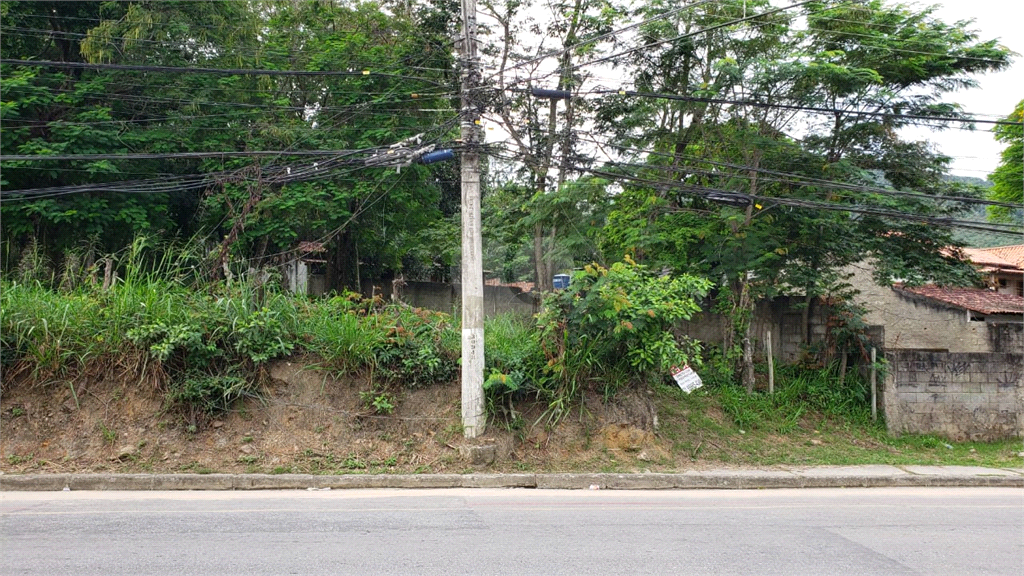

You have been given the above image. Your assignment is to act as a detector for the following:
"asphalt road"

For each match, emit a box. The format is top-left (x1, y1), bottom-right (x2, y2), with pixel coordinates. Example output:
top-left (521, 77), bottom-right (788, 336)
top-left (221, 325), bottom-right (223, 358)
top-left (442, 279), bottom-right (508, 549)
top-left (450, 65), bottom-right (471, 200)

top-left (2, 487), bottom-right (1021, 575)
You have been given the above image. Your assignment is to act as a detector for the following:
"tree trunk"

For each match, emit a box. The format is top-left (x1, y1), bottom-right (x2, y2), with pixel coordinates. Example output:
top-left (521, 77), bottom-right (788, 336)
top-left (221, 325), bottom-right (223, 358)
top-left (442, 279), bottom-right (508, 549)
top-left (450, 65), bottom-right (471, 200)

top-left (328, 230), bottom-right (358, 293)
top-left (742, 331), bottom-right (755, 394)
top-left (838, 346), bottom-right (848, 388)
top-left (534, 221), bottom-right (550, 293)
top-left (739, 278), bottom-right (756, 393)
top-left (354, 240), bottom-right (361, 294)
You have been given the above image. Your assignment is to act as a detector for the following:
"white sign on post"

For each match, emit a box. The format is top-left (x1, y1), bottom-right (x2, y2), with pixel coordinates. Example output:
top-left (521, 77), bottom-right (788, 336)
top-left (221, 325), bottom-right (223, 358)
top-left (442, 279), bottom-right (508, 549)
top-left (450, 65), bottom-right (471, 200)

top-left (671, 365), bottom-right (703, 394)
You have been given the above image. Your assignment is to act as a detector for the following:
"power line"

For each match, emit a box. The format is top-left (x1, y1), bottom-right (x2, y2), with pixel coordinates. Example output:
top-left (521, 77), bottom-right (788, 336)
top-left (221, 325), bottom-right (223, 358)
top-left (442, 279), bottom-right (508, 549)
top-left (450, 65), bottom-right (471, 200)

top-left (575, 165), bottom-right (1022, 236)
top-left (0, 86), bottom-right (457, 121)
top-left (2, 72), bottom-right (458, 100)
top-left (591, 90), bottom-right (1022, 127)
top-left (0, 116), bottom-right (464, 200)
top-left (0, 59), bottom-right (449, 87)
top-left (4, 11), bottom-right (460, 66)
top-left (568, 0), bottom-right (821, 73)
top-left (482, 0), bottom-right (723, 84)
top-left (492, 0), bottom-right (1010, 128)
top-left (595, 155), bottom-right (1019, 211)
top-left (745, 12), bottom-right (1011, 67)
top-left (0, 150), bottom-right (357, 162)
top-left (0, 25), bottom-right (459, 75)
top-left (573, 135), bottom-right (1019, 209)
top-left (484, 140), bottom-right (1019, 236)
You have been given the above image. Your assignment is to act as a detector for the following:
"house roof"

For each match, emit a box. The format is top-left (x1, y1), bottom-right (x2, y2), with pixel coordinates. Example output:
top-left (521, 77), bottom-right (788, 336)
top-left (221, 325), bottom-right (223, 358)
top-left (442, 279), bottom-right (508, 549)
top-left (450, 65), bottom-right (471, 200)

top-left (895, 284), bottom-right (1024, 315)
top-left (962, 245), bottom-right (1024, 274)
top-left (296, 241), bottom-right (326, 254)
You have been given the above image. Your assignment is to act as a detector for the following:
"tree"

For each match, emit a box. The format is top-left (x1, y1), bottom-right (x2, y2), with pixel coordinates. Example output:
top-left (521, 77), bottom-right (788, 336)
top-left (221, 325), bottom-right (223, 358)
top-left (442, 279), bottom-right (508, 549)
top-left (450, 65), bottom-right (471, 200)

top-left (0, 0), bottom-right (209, 259)
top-left (987, 100), bottom-right (1023, 223)
top-left (593, 0), bottom-right (1007, 387)
top-left (1, 0), bottom-right (461, 290)
top-left (483, 0), bottom-right (621, 291)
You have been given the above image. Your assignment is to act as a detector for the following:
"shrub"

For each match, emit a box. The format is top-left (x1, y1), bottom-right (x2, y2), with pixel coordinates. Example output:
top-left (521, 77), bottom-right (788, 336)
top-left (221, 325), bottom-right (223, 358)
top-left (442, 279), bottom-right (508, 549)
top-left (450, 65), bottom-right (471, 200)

top-left (370, 305), bottom-right (458, 388)
top-left (477, 258), bottom-right (711, 424)
top-left (538, 258), bottom-right (711, 395)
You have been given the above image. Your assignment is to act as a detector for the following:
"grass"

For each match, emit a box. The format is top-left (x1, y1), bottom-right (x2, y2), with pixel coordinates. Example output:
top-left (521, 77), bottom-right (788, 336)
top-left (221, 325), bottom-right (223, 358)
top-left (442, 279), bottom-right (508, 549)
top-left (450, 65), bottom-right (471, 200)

top-left (2, 238), bottom-right (1020, 472)
top-left (653, 379), bottom-right (1022, 469)
top-left (1, 239), bottom-right (462, 420)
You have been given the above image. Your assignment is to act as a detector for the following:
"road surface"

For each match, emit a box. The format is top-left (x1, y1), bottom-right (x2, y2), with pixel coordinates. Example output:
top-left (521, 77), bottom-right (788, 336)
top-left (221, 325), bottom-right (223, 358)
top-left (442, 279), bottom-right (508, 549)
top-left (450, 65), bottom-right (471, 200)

top-left (2, 487), bottom-right (1021, 575)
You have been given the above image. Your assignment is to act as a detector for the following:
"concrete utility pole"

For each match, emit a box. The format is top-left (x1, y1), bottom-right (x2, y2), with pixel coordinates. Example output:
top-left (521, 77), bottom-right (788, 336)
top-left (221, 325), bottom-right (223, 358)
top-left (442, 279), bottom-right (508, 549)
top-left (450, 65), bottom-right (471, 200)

top-left (459, 0), bottom-right (485, 439)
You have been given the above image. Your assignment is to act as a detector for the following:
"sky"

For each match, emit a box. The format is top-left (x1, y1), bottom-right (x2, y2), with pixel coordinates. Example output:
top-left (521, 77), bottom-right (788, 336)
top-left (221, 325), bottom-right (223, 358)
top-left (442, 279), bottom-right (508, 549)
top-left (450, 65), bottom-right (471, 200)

top-left (902, 0), bottom-right (1023, 177)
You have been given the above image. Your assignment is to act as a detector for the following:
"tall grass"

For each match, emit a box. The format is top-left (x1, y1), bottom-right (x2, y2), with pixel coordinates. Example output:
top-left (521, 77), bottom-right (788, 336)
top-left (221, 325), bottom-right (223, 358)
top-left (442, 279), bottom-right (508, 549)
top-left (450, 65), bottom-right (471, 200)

top-left (302, 294), bottom-right (388, 374)
top-left (1, 281), bottom-right (108, 382)
top-left (715, 362), bottom-right (873, 432)
top-left (482, 314), bottom-right (544, 420)
top-left (4, 236), bottom-right (875, 433)
top-left (1, 233), bottom-right (473, 421)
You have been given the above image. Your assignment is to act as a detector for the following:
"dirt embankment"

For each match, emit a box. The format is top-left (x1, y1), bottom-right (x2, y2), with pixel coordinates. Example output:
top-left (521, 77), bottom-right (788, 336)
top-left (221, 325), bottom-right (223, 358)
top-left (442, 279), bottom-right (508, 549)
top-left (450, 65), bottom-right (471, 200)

top-left (1, 358), bottom-right (694, 475)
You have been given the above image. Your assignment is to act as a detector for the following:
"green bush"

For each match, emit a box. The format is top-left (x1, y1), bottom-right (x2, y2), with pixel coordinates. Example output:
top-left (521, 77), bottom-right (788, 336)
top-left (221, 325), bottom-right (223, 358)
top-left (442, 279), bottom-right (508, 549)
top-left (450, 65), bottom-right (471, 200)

top-left (301, 293), bottom-right (386, 373)
top-left (468, 258), bottom-right (714, 424)
top-left (536, 258), bottom-right (711, 406)
top-left (370, 305), bottom-right (458, 388)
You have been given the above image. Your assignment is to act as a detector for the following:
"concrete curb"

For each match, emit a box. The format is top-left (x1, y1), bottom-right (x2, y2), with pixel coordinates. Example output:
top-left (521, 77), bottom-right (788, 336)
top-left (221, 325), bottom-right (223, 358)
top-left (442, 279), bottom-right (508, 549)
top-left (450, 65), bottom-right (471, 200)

top-left (2, 467), bottom-right (1022, 491)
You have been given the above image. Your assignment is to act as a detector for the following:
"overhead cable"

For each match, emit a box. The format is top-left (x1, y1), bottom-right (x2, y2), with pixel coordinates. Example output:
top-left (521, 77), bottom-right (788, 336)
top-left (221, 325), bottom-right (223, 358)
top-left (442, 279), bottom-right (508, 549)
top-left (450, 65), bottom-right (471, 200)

top-left (0, 59), bottom-right (449, 87)
top-left (591, 90), bottom-right (1022, 127)
top-left (575, 166), bottom-right (1022, 236)
top-left (573, 135), bottom-right (1022, 209)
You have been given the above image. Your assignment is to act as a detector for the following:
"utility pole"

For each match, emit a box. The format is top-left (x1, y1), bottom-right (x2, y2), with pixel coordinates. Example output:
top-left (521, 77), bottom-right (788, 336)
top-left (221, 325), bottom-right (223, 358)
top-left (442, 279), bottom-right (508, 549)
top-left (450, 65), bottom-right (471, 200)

top-left (459, 0), bottom-right (485, 439)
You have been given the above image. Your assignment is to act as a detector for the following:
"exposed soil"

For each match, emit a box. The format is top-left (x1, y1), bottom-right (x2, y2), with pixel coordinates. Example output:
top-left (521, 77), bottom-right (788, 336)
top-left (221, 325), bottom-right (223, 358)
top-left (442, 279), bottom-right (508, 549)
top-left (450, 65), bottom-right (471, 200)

top-left (0, 358), bottom-right (720, 476)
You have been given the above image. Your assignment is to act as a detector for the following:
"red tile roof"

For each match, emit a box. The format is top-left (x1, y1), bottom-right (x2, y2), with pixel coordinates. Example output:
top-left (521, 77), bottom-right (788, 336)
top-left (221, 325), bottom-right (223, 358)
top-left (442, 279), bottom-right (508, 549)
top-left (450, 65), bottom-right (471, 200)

top-left (895, 284), bottom-right (1024, 315)
top-left (962, 245), bottom-right (1024, 274)
top-left (296, 240), bottom-right (326, 254)
top-left (984, 245), bottom-right (1024, 267)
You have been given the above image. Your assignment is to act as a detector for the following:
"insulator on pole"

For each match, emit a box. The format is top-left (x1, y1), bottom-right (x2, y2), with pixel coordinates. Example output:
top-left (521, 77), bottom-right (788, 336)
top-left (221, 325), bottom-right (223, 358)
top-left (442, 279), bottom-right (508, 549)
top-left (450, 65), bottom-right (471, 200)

top-left (531, 87), bottom-right (571, 100)
top-left (420, 149), bottom-right (455, 164)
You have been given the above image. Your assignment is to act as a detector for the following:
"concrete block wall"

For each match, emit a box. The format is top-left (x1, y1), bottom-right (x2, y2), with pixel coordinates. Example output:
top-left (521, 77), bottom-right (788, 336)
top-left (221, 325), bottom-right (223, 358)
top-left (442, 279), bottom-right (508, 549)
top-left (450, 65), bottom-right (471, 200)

top-left (678, 297), bottom-right (830, 363)
top-left (884, 350), bottom-right (1023, 441)
top-left (396, 281), bottom-right (538, 317)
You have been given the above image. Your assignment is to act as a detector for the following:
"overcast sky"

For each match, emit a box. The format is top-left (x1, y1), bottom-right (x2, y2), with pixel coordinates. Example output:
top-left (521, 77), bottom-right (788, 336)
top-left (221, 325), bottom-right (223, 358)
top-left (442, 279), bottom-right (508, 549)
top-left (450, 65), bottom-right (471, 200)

top-left (904, 0), bottom-right (1023, 177)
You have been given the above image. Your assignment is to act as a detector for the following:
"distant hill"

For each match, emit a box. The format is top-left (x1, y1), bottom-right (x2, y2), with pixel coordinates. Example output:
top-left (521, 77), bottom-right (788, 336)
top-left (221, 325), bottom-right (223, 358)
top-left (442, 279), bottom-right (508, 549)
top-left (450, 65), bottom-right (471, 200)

top-left (954, 204), bottom-right (1021, 248)
top-left (944, 175), bottom-right (993, 188)
top-left (936, 176), bottom-right (1019, 248)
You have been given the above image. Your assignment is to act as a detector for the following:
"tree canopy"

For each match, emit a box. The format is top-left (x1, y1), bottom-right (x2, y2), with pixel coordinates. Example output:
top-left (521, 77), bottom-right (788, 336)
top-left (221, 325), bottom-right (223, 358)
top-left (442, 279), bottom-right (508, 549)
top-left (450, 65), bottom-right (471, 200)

top-left (2, 0), bottom-right (1018, 299)
top-left (987, 99), bottom-right (1023, 223)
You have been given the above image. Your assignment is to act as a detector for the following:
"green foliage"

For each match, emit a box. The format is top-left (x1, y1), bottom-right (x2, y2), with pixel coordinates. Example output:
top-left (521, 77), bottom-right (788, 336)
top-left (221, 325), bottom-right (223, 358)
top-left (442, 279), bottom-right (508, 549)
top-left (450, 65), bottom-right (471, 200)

top-left (987, 100), bottom-right (1023, 223)
top-left (303, 293), bottom-right (387, 374)
top-left (525, 258), bottom-right (710, 420)
top-left (2, 250), bottom-right (471, 419)
top-left (1, 0), bottom-right (460, 289)
top-left (128, 321), bottom-right (212, 364)
top-left (540, 257), bottom-right (710, 376)
top-left (165, 373), bottom-right (252, 416)
top-left (825, 298), bottom-right (874, 360)
top-left (359, 390), bottom-right (396, 415)
top-left (368, 306), bottom-right (458, 388)
top-left (716, 363), bottom-right (872, 432)
top-left (483, 314), bottom-right (545, 421)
